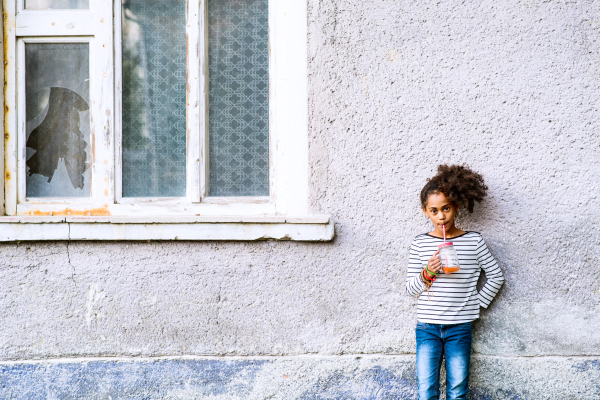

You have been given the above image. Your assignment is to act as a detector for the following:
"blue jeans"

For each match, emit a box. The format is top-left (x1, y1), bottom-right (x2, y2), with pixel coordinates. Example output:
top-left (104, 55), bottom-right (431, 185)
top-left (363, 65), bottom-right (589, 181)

top-left (415, 322), bottom-right (472, 400)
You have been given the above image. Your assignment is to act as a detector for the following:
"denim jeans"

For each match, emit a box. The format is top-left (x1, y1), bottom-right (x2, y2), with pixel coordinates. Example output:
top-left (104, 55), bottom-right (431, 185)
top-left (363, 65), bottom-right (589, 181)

top-left (415, 321), bottom-right (472, 400)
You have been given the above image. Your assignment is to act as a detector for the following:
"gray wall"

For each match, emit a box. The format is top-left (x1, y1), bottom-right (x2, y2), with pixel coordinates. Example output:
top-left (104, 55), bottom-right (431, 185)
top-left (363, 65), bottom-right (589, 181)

top-left (2, 0), bottom-right (600, 398)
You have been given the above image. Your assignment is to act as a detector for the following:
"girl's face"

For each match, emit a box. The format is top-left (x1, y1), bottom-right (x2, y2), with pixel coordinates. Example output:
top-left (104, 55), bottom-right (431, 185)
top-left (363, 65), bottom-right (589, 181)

top-left (422, 192), bottom-right (458, 235)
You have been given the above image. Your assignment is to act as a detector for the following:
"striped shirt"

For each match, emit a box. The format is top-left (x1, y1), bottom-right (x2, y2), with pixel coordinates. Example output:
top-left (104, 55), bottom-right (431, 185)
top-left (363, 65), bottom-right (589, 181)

top-left (406, 231), bottom-right (504, 324)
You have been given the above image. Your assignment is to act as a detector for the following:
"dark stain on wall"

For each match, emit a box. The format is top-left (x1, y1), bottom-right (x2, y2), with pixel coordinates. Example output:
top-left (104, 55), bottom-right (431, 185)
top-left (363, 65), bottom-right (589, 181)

top-left (468, 388), bottom-right (529, 400)
top-left (573, 360), bottom-right (600, 373)
top-left (0, 359), bottom-right (267, 399)
top-left (298, 364), bottom-right (418, 399)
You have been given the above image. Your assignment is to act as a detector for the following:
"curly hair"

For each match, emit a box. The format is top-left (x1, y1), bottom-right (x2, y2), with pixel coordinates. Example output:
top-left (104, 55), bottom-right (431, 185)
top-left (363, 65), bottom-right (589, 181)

top-left (420, 164), bottom-right (488, 213)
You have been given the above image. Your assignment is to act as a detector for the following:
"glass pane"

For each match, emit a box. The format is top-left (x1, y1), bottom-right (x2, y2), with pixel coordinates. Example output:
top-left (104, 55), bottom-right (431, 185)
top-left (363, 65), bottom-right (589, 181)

top-left (208, 0), bottom-right (269, 196)
top-left (121, 0), bottom-right (187, 197)
top-left (25, 43), bottom-right (90, 198)
top-left (25, 0), bottom-right (88, 9)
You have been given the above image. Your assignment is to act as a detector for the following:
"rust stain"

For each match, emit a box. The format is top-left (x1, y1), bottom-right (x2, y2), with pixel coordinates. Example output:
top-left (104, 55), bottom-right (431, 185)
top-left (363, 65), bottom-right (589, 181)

top-left (25, 206), bottom-right (111, 216)
top-left (3, 8), bottom-right (11, 202)
top-left (2, 20), bottom-right (7, 106)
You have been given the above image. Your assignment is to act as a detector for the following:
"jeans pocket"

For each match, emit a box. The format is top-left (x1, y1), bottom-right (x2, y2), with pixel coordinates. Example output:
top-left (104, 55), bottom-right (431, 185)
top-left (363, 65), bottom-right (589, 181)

top-left (454, 322), bottom-right (473, 338)
top-left (416, 322), bottom-right (428, 330)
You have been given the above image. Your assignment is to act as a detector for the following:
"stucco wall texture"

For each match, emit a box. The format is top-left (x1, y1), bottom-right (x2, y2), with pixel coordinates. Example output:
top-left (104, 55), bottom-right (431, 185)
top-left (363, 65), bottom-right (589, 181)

top-left (2, 0), bottom-right (600, 398)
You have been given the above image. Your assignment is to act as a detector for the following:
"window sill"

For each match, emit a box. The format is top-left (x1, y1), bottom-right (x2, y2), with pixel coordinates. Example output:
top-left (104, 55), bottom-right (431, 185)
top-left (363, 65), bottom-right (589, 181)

top-left (0, 215), bottom-right (334, 241)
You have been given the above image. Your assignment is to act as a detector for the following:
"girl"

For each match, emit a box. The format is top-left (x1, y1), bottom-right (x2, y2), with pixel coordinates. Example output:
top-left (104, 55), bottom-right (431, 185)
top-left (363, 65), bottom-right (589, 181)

top-left (406, 164), bottom-right (504, 400)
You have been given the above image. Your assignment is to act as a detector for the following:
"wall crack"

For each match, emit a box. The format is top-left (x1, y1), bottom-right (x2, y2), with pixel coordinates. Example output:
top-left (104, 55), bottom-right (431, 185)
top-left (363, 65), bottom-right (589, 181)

top-left (66, 240), bottom-right (77, 290)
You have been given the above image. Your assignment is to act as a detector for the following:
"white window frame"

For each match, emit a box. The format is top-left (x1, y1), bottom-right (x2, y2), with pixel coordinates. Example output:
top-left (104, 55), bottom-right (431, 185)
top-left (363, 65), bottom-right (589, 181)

top-left (0, 0), bottom-right (333, 240)
top-left (6, 0), bottom-right (113, 216)
top-left (17, 37), bottom-right (100, 211)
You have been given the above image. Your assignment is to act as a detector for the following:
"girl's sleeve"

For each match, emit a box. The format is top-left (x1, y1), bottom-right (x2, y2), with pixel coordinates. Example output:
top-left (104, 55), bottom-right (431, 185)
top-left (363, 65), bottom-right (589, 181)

top-left (406, 238), bottom-right (425, 297)
top-left (475, 237), bottom-right (505, 308)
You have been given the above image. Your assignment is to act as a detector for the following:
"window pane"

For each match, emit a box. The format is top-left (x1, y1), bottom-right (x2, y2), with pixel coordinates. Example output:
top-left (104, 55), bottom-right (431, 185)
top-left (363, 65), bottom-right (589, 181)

top-left (25, 0), bottom-right (88, 9)
top-left (208, 0), bottom-right (269, 196)
top-left (25, 43), bottom-right (90, 198)
top-left (121, 0), bottom-right (186, 197)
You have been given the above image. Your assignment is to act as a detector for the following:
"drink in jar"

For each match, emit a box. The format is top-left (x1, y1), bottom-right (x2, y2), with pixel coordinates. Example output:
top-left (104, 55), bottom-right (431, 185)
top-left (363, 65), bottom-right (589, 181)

top-left (438, 242), bottom-right (460, 274)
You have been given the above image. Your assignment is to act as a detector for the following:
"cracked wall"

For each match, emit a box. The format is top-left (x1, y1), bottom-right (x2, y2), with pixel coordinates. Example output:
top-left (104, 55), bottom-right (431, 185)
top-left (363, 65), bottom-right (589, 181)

top-left (1, 0), bottom-right (600, 398)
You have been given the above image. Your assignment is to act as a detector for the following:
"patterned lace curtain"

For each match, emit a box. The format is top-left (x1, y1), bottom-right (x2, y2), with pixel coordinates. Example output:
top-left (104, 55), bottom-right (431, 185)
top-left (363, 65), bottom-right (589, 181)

top-left (208, 0), bottom-right (269, 196)
top-left (121, 0), bottom-right (187, 197)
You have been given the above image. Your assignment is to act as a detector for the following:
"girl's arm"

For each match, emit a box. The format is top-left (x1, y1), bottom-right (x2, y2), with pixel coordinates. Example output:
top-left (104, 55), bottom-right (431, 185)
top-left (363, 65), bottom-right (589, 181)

top-left (476, 237), bottom-right (505, 308)
top-left (406, 239), bottom-right (426, 296)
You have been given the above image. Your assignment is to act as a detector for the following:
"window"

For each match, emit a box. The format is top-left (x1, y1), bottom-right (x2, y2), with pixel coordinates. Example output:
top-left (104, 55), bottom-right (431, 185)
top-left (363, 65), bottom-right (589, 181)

top-left (117, 0), bottom-right (269, 201)
top-left (1, 0), bottom-right (332, 240)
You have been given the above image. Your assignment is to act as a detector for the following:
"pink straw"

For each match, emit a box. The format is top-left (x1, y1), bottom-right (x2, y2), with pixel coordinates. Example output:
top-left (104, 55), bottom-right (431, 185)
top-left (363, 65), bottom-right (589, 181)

top-left (442, 225), bottom-right (449, 271)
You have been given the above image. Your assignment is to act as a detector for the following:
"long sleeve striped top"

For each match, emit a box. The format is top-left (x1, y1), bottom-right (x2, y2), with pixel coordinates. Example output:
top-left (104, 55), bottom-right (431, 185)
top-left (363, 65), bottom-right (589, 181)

top-left (406, 231), bottom-right (504, 324)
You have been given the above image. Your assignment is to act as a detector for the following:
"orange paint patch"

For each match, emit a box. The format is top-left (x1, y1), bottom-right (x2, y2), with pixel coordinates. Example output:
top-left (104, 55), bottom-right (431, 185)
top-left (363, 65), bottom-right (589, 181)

top-left (24, 207), bottom-right (111, 216)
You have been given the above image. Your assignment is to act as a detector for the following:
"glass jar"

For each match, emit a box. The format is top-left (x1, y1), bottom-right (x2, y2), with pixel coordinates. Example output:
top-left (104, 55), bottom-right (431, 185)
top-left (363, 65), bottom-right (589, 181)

top-left (438, 242), bottom-right (460, 274)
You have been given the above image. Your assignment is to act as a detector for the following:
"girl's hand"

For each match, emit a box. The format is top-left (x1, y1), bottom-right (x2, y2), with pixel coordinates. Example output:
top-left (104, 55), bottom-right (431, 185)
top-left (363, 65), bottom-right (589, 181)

top-left (427, 250), bottom-right (442, 275)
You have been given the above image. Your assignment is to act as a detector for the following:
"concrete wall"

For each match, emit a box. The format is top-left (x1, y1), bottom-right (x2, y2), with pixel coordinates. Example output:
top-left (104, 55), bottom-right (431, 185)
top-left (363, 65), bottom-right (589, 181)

top-left (2, 0), bottom-right (600, 398)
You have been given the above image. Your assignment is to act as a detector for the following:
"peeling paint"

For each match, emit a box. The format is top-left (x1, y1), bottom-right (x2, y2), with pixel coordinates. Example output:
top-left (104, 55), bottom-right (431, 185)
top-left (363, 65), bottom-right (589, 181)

top-left (85, 283), bottom-right (105, 328)
top-left (20, 206), bottom-right (111, 216)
